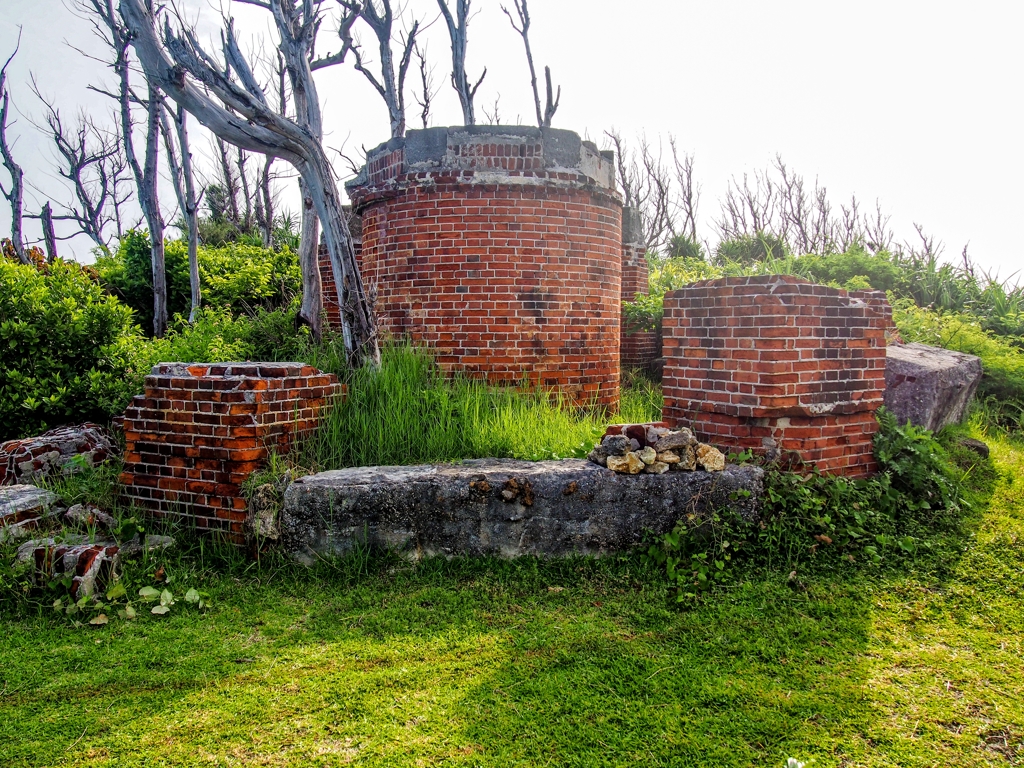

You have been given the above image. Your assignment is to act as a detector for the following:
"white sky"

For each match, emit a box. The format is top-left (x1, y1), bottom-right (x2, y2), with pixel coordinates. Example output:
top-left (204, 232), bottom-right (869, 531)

top-left (1, 0), bottom-right (1022, 280)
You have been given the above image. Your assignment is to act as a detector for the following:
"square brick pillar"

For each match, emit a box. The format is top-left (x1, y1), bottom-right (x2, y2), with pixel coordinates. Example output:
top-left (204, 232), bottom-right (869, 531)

top-left (662, 276), bottom-right (890, 477)
top-left (120, 363), bottom-right (341, 537)
top-left (620, 206), bottom-right (660, 370)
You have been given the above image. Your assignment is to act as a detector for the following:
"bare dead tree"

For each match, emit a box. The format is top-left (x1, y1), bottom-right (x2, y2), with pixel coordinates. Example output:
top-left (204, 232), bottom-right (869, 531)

top-left (160, 100), bottom-right (200, 321)
top-left (715, 168), bottom-right (779, 244)
top-left (79, 0), bottom-right (168, 336)
top-left (501, 0), bottom-right (558, 128)
top-left (118, 0), bottom-right (377, 359)
top-left (32, 83), bottom-right (129, 249)
top-left (669, 137), bottom-right (699, 242)
top-left (480, 95), bottom-right (501, 124)
top-left (329, 1), bottom-right (419, 139)
top-left (412, 43), bottom-right (438, 129)
top-left (214, 136), bottom-right (241, 225)
top-left (253, 52), bottom-right (287, 247)
top-left (605, 131), bottom-right (682, 252)
top-left (0, 35), bottom-right (27, 264)
top-left (40, 202), bottom-right (57, 260)
top-left (436, 0), bottom-right (485, 125)
top-left (236, 146), bottom-right (253, 230)
top-left (864, 200), bottom-right (895, 253)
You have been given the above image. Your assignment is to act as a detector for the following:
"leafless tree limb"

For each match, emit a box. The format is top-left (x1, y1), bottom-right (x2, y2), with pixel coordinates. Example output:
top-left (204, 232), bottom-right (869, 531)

top-left (336, 0), bottom-right (420, 138)
top-left (32, 80), bottom-right (129, 250)
top-left (412, 42), bottom-right (438, 129)
top-left (117, 0), bottom-right (377, 359)
top-left (0, 32), bottom-right (27, 263)
top-left (160, 99), bottom-right (200, 320)
top-left (436, 0), bottom-right (484, 125)
top-left (501, 0), bottom-right (557, 128)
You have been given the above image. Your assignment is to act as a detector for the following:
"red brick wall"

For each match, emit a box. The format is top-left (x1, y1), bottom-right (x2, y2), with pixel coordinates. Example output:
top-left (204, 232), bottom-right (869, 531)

top-left (120, 363), bottom-right (341, 537)
top-left (348, 132), bottom-right (622, 408)
top-left (619, 240), bottom-right (660, 370)
top-left (662, 275), bottom-right (889, 477)
top-left (320, 212), bottom-right (362, 330)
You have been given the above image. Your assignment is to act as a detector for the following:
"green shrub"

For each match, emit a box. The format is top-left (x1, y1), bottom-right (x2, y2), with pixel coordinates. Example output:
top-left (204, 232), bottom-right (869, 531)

top-left (893, 299), bottom-right (1024, 428)
top-left (647, 408), bottom-right (968, 602)
top-left (791, 246), bottom-right (903, 293)
top-left (715, 230), bottom-right (786, 266)
top-left (0, 258), bottom-right (146, 440)
top-left (95, 232), bottom-right (301, 332)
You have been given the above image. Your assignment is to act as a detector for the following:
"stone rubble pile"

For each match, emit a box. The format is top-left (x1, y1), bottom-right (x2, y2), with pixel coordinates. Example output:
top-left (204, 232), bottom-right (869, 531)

top-left (588, 425), bottom-right (726, 474)
top-left (0, 423), bottom-right (115, 486)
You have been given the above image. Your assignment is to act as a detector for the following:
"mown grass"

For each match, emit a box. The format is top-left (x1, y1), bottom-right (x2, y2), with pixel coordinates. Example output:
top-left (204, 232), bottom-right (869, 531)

top-left (2, 420), bottom-right (1022, 767)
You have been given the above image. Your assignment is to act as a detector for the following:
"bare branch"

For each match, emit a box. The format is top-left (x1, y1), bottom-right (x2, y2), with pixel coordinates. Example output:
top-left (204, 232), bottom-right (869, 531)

top-left (437, 0), bottom-right (483, 125)
top-left (0, 29), bottom-right (28, 263)
top-left (117, 0), bottom-right (378, 359)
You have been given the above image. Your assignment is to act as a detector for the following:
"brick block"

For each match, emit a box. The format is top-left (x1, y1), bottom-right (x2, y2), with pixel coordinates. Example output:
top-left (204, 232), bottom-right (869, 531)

top-left (120, 364), bottom-right (342, 540)
top-left (662, 276), bottom-right (889, 477)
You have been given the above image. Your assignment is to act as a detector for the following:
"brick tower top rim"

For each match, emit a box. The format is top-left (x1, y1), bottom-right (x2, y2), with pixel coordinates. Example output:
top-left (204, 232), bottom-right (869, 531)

top-left (346, 125), bottom-right (616, 192)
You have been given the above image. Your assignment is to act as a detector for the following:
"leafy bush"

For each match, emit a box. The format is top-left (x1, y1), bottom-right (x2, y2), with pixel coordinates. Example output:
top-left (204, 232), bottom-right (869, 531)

top-left (647, 408), bottom-right (969, 602)
top-left (715, 230), bottom-right (786, 266)
top-left (95, 232), bottom-right (301, 333)
top-left (0, 258), bottom-right (145, 440)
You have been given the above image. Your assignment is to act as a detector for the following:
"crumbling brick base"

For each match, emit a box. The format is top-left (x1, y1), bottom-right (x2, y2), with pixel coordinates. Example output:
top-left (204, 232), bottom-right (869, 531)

top-left (662, 275), bottom-right (889, 477)
top-left (120, 363), bottom-right (341, 537)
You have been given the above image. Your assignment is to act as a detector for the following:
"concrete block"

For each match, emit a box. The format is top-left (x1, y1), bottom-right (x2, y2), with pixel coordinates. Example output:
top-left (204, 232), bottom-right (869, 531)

top-left (885, 343), bottom-right (982, 432)
top-left (281, 458), bottom-right (763, 563)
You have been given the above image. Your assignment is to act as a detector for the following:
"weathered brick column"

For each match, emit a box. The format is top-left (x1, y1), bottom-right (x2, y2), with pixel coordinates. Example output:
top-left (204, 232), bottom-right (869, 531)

top-left (346, 125), bottom-right (622, 408)
top-left (662, 276), bottom-right (889, 477)
top-left (120, 363), bottom-right (341, 536)
top-left (619, 207), bottom-right (660, 370)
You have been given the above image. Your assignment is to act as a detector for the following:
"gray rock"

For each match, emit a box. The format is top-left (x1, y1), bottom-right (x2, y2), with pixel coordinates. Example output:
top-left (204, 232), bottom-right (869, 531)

top-left (246, 483), bottom-right (282, 541)
top-left (116, 534), bottom-right (176, 561)
top-left (653, 429), bottom-right (698, 452)
top-left (281, 458), bottom-right (764, 563)
top-left (0, 485), bottom-right (62, 544)
top-left (1, 423), bottom-right (115, 486)
top-left (885, 343), bottom-right (982, 432)
top-left (957, 437), bottom-right (990, 459)
top-left (587, 445), bottom-right (609, 467)
top-left (600, 434), bottom-right (631, 456)
top-left (65, 504), bottom-right (117, 532)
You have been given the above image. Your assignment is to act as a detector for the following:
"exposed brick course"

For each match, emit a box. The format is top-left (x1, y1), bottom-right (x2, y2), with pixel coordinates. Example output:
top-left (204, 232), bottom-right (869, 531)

top-left (120, 363), bottom-right (341, 536)
top-left (662, 275), bottom-right (890, 477)
top-left (619, 238), bottom-right (660, 371)
top-left (345, 127), bottom-right (622, 408)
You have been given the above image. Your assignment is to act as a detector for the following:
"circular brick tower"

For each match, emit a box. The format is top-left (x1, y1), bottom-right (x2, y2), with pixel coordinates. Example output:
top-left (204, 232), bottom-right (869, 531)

top-left (346, 126), bottom-right (622, 408)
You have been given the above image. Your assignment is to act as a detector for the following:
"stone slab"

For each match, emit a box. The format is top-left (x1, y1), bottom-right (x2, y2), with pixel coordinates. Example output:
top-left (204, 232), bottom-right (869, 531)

top-left (0, 485), bottom-right (61, 544)
top-left (885, 343), bottom-right (983, 432)
top-left (281, 458), bottom-right (763, 564)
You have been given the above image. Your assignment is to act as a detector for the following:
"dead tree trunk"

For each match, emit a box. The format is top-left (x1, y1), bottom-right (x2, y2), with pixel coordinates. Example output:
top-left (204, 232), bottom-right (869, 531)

top-left (160, 101), bottom-right (201, 321)
top-left (0, 40), bottom-right (27, 264)
top-left (502, 0), bottom-right (558, 128)
top-left (82, 0), bottom-right (168, 336)
top-left (118, 0), bottom-right (378, 363)
top-left (40, 202), bottom-right (57, 261)
top-left (332, 1), bottom-right (419, 139)
top-left (436, 0), bottom-right (485, 125)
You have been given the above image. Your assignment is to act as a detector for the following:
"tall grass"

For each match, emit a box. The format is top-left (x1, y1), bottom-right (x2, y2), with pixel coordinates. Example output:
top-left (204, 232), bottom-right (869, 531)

top-left (298, 344), bottom-right (608, 470)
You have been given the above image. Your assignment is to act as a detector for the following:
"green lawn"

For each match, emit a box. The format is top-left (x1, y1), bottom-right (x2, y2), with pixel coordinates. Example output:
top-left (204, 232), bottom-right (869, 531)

top-left (2, 429), bottom-right (1023, 767)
